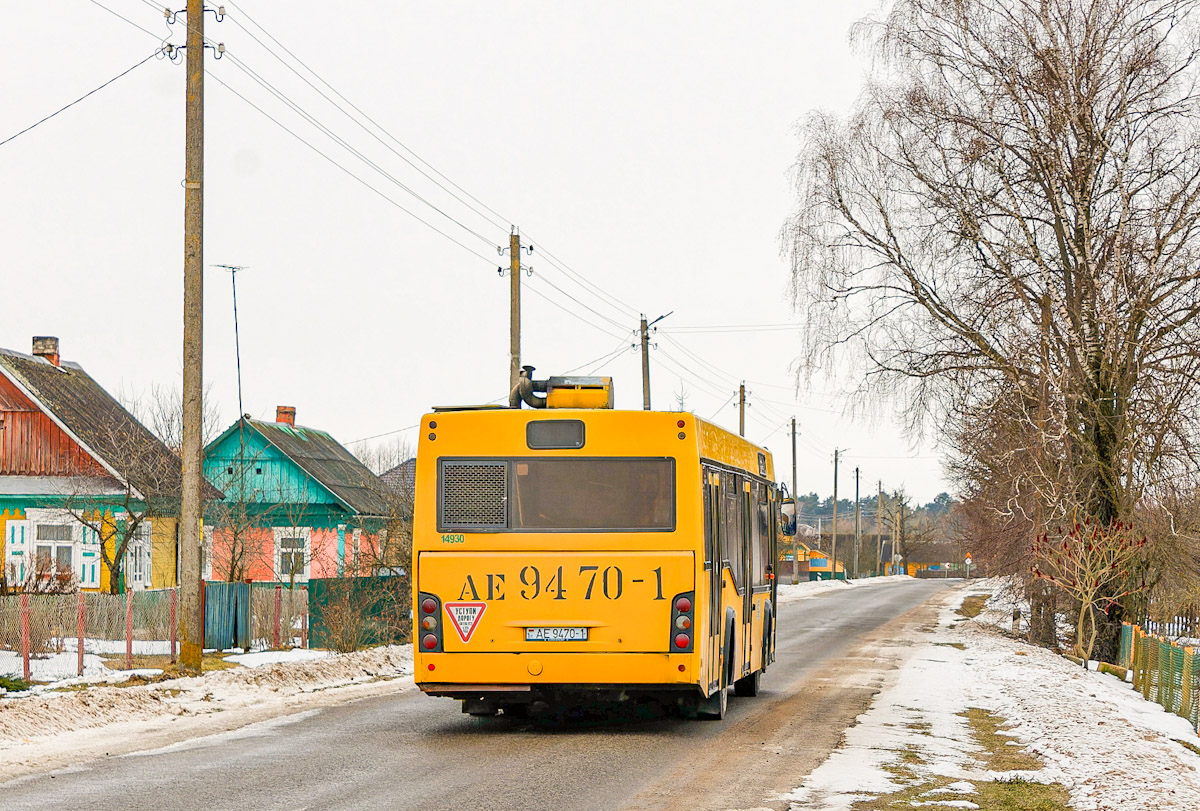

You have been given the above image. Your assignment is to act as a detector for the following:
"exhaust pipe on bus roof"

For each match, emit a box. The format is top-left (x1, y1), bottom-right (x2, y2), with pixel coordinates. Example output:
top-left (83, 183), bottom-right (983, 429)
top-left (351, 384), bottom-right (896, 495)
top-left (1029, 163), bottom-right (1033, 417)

top-left (509, 365), bottom-right (548, 409)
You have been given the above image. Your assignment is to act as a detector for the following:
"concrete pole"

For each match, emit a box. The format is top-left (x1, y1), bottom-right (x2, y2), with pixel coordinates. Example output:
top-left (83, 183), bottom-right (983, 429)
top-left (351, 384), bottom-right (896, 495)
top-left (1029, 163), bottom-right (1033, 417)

top-left (831, 449), bottom-right (839, 580)
top-left (876, 480), bottom-right (883, 577)
top-left (791, 418), bottom-right (798, 566)
top-left (854, 466), bottom-right (861, 579)
top-left (179, 0), bottom-right (205, 673)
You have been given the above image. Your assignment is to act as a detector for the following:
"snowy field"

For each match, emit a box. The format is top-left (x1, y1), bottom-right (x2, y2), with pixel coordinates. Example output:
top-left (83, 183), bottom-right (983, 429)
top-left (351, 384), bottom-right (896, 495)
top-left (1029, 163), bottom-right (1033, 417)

top-left (782, 578), bottom-right (1200, 810)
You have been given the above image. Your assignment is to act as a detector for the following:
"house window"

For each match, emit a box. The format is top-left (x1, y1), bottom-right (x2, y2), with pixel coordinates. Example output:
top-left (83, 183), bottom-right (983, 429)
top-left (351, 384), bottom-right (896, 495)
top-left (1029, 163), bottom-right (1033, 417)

top-left (274, 527), bottom-right (312, 583)
top-left (35, 523), bottom-right (74, 580)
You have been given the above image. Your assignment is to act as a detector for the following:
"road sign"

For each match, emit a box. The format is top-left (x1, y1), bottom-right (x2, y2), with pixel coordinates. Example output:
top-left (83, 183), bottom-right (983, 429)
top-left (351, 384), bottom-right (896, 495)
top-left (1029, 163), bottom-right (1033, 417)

top-left (444, 602), bottom-right (487, 643)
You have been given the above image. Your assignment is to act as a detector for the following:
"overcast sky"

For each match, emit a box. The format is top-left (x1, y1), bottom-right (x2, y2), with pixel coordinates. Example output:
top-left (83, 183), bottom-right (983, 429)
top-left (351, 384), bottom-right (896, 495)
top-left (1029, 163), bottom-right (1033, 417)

top-left (1, 1), bottom-right (950, 504)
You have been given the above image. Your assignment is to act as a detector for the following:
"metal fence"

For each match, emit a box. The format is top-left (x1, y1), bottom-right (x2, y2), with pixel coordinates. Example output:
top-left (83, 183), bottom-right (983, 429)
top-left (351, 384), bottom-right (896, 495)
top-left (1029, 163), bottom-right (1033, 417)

top-left (1120, 624), bottom-right (1200, 732)
top-left (0, 588), bottom-right (179, 681)
top-left (1, 584), bottom-right (312, 682)
top-left (250, 584), bottom-right (308, 650)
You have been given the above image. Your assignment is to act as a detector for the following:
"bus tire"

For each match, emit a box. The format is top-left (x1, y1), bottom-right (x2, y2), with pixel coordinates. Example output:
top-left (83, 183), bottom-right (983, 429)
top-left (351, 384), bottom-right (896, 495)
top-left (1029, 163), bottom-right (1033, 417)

top-left (733, 670), bottom-right (760, 697)
top-left (696, 685), bottom-right (727, 720)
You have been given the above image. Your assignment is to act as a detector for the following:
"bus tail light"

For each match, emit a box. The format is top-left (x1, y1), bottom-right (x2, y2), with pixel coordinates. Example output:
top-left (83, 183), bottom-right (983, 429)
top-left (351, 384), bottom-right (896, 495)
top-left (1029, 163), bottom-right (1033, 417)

top-left (670, 590), bottom-right (695, 653)
top-left (418, 591), bottom-right (443, 653)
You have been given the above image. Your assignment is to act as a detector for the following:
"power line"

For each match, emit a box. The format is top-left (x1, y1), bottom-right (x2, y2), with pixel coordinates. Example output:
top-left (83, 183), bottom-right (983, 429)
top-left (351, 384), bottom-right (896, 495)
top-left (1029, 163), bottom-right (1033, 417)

top-left (664, 323), bottom-right (798, 333)
top-left (224, 1), bottom-right (513, 234)
top-left (707, 391), bottom-right (738, 421)
top-left (1, 49), bottom-right (162, 149)
top-left (531, 272), bottom-right (629, 331)
top-left (561, 339), bottom-right (633, 376)
top-left (522, 281), bottom-right (633, 342)
top-left (207, 70), bottom-right (498, 264)
top-left (221, 51), bottom-right (499, 247)
top-left (222, 2), bottom-right (644, 329)
top-left (88, 0), bottom-right (164, 39)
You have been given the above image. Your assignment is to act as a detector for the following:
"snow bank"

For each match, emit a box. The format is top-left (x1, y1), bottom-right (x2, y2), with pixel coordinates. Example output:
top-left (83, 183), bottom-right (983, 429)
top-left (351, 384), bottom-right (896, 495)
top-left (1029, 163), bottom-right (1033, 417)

top-left (0, 645), bottom-right (413, 752)
top-left (782, 582), bottom-right (1200, 810)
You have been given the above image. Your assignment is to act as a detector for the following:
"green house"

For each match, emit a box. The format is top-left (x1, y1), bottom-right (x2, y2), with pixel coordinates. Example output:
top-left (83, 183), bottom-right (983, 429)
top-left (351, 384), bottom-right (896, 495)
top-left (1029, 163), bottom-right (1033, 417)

top-left (202, 406), bottom-right (390, 584)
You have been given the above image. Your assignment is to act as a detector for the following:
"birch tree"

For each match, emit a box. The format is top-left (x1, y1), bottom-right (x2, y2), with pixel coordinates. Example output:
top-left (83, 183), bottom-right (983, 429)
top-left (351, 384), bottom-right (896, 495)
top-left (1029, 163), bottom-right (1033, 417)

top-left (785, 0), bottom-right (1200, 528)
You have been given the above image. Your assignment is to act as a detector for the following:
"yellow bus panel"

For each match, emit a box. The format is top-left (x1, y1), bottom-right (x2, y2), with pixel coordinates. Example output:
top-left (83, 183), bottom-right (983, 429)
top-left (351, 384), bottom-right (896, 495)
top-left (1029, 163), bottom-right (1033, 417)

top-left (419, 551), bottom-right (695, 654)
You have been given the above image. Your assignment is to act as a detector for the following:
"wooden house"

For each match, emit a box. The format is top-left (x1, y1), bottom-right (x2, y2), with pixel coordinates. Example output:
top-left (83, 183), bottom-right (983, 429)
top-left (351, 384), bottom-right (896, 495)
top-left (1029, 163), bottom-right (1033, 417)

top-left (202, 407), bottom-right (391, 585)
top-left (0, 337), bottom-right (185, 593)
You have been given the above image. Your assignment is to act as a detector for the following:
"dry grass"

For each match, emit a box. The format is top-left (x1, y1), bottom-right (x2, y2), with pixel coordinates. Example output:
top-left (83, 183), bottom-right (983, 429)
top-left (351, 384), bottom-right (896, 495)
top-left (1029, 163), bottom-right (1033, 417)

top-left (848, 707), bottom-right (1070, 810)
top-left (101, 651), bottom-right (240, 674)
top-left (958, 594), bottom-right (989, 619)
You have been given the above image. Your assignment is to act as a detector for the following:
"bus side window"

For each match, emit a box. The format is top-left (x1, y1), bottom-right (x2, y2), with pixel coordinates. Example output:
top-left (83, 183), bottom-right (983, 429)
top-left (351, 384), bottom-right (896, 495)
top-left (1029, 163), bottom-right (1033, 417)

top-left (722, 472), bottom-right (743, 590)
top-left (751, 483), bottom-right (769, 586)
top-left (703, 476), bottom-right (714, 568)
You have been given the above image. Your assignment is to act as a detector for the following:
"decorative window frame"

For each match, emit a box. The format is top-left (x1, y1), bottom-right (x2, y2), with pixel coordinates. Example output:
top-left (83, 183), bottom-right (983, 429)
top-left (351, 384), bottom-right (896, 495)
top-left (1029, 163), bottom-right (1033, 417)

top-left (273, 526), bottom-right (312, 583)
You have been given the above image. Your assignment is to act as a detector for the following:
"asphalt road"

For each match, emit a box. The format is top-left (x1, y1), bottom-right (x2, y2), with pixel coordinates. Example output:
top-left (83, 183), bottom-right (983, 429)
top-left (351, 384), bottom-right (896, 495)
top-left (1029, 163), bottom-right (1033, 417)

top-left (0, 578), bottom-right (956, 811)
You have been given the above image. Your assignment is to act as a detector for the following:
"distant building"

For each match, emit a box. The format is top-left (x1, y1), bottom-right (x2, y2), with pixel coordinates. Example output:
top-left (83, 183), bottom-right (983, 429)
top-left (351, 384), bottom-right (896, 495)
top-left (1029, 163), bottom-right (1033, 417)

top-left (379, 458), bottom-right (415, 495)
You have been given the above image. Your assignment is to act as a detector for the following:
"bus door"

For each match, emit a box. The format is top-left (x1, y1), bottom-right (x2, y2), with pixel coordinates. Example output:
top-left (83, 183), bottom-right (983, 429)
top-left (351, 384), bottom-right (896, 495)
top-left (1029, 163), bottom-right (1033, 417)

top-left (704, 470), bottom-right (722, 692)
top-left (741, 480), bottom-right (754, 677)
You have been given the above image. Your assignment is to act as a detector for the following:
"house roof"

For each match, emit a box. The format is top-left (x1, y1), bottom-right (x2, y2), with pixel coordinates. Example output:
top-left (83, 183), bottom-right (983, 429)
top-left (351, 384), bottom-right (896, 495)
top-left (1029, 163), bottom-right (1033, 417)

top-left (380, 458), bottom-right (416, 494)
top-left (210, 417), bottom-right (390, 517)
top-left (0, 347), bottom-right (190, 502)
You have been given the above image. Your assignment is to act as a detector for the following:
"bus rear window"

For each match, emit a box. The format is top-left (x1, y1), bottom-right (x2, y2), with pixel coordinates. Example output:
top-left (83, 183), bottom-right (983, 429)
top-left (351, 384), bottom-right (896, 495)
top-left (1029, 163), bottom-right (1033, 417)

top-left (512, 458), bottom-right (674, 530)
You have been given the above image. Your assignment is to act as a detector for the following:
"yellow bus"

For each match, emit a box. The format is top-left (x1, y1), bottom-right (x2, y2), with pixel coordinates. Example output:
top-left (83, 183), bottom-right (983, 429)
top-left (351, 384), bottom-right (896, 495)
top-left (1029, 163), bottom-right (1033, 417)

top-left (411, 373), bottom-right (779, 719)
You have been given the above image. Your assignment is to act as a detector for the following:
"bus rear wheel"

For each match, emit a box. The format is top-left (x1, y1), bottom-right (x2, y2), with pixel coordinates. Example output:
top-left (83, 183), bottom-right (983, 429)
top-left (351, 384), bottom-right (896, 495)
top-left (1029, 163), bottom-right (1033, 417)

top-left (694, 686), bottom-right (727, 720)
top-left (733, 670), bottom-right (760, 697)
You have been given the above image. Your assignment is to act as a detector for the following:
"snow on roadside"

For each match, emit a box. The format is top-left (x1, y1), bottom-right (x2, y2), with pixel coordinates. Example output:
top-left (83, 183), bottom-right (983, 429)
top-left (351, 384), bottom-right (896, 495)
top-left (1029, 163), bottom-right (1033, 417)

top-left (0, 645), bottom-right (413, 753)
top-left (782, 581), bottom-right (1200, 810)
top-left (775, 574), bottom-right (917, 605)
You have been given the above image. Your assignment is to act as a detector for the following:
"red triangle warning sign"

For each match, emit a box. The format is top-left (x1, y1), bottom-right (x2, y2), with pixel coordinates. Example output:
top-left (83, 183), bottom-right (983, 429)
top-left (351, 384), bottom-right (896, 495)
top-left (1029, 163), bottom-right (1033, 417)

top-left (444, 602), bottom-right (487, 643)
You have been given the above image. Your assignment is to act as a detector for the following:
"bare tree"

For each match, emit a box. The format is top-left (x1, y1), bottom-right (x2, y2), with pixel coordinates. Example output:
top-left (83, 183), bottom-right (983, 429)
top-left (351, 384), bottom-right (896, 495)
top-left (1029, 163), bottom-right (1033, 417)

top-left (1032, 519), bottom-right (1146, 662)
top-left (60, 423), bottom-right (182, 594)
top-left (785, 0), bottom-right (1200, 531)
top-left (119, 382), bottom-right (222, 454)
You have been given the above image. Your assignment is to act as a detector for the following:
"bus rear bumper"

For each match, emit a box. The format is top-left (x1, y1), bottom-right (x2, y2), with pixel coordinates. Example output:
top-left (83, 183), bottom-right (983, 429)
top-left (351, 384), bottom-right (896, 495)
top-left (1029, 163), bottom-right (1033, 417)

top-left (415, 651), bottom-right (698, 694)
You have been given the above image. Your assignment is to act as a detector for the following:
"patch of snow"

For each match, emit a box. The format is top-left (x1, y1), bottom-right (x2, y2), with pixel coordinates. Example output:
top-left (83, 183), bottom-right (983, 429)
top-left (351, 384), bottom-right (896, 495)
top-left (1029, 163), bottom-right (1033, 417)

top-left (224, 649), bottom-right (331, 668)
top-left (782, 581), bottom-right (1200, 810)
top-left (775, 575), bottom-right (916, 605)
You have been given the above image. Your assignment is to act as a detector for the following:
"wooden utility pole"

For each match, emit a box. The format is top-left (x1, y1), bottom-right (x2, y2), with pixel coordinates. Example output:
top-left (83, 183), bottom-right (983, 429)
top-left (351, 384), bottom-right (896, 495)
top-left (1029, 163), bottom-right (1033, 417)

top-left (179, 0), bottom-right (205, 672)
top-left (876, 480), bottom-right (883, 577)
top-left (638, 312), bottom-right (670, 410)
top-left (738, 383), bottom-right (746, 436)
top-left (831, 449), bottom-right (839, 580)
top-left (640, 315), bottom-right (651, 410)
top-left (790, 418), bottom-right (797, 499)
top-left (509, 231), bottom-right (521, 393)
top-left (854, 466), bottom-right (861, 579)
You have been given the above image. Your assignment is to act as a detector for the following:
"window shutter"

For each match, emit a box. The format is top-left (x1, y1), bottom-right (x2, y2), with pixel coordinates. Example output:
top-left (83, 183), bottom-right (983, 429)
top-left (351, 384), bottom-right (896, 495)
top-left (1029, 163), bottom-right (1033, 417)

top-left (79, 523), bottom-right (101, 589)
top-left (6, 520), bottom-right (30, 584)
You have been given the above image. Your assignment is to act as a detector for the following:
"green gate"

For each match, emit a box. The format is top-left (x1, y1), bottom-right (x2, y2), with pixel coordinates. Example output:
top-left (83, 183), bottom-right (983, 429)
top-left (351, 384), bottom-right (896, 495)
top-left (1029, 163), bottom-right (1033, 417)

top-left (204, 582), bottom-right (251, 650)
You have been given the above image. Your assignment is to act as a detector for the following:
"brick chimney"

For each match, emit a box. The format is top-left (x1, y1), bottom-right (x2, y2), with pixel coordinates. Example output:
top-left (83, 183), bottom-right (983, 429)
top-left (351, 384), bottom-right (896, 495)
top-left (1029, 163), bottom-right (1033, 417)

top-left (276, 405), bottom-right (296, 427)
top-left (32, 336), bottom-right (60, 367)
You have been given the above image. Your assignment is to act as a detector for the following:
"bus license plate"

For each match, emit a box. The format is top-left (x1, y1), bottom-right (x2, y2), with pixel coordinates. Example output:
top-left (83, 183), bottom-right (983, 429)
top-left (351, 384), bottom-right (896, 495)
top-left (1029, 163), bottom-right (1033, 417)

top-left (526, 627), bottom-right (587, 642)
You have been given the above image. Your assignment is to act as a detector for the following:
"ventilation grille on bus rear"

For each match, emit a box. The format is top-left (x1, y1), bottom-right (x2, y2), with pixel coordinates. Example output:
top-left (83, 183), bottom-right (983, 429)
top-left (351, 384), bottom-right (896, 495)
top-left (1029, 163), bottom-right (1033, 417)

top-left (441, 462), bottom-right (507, 528)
